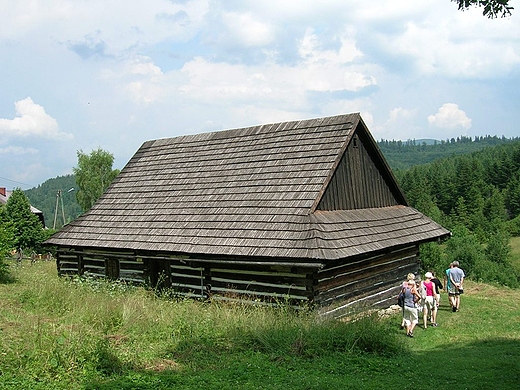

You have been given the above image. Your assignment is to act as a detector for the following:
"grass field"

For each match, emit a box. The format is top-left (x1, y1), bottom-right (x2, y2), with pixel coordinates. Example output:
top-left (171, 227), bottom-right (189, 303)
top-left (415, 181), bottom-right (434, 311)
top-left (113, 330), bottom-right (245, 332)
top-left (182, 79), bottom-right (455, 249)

top-left (511, 236), bottom-right (520, 270)
top-left (1, 260), bottom-right (519, 390)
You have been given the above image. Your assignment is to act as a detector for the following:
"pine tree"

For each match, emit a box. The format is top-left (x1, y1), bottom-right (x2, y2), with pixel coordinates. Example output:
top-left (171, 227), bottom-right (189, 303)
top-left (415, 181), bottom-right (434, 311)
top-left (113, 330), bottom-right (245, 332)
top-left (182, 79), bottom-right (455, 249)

top-left (4, 189), bottom-right (45, 252)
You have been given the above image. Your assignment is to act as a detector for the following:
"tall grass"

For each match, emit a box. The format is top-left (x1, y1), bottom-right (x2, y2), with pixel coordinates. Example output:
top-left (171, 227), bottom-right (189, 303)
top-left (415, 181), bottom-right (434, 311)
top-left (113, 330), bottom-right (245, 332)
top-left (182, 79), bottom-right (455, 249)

top-left (0, 262), bottom-right (403, 389)
top-left (1, 260), bottom-right (519, 390)
top-left (511, 236), bottom-right (520, 270)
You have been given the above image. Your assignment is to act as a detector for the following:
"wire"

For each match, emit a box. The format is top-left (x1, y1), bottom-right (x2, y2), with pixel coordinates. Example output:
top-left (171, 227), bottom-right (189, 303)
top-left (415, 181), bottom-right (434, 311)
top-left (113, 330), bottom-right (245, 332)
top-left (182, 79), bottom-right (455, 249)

top-left (0, 176), bottom-right (35, 189)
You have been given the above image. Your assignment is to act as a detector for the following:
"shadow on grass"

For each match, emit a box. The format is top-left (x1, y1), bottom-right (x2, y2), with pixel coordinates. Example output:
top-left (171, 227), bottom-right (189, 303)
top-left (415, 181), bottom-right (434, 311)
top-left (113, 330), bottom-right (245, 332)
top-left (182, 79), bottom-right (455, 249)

top-left (403, 337), bottom-right (520, 389)
top-left (80, 337), bottom-right (520, 390)
top-left (0, 268), bottom-right (17, 284)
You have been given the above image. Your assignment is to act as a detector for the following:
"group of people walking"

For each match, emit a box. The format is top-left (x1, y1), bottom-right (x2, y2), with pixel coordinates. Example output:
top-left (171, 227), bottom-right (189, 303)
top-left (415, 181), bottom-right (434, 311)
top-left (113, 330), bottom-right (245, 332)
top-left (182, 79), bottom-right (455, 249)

top-left (399, 261), bottom-right (465, 338)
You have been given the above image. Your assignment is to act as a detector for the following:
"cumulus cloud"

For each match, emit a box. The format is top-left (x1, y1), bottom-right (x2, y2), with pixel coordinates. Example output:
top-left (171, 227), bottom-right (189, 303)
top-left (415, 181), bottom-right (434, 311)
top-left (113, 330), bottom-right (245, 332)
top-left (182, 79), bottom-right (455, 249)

top-left (100, 55), bottom-right (167, 104)
top-left (428, 103), bottom-right (471, 130)
top-left (178, 28), bottom-right (375, 108)
top-left (0, 97), bottom-right (73, 139)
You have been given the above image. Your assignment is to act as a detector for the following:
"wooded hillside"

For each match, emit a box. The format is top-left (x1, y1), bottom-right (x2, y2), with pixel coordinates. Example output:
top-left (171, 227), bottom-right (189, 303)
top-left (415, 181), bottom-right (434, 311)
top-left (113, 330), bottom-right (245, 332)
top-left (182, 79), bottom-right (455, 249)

top-left (379, 135), bottom-right (520, 170)
top-left (396, 140), bottom-right (520, 287)
top-left (24, 175), bottom-right (82, 229)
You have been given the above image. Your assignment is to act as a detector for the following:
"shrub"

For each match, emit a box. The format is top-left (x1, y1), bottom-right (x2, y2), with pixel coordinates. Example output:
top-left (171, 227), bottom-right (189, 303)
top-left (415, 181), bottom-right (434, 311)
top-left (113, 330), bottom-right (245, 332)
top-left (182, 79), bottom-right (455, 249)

top-left (472, 259), bottom-right (519, 288)
top-left (445, 225), bottom-right (484, 277)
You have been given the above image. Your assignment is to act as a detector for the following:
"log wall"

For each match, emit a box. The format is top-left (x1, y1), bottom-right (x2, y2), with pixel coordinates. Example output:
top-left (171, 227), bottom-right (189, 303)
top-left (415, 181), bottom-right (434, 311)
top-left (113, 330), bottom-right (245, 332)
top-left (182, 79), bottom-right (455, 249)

top-left (56, 245), bottom-right (419, 316)
top-left (315, 245), bottom-right (420, 318)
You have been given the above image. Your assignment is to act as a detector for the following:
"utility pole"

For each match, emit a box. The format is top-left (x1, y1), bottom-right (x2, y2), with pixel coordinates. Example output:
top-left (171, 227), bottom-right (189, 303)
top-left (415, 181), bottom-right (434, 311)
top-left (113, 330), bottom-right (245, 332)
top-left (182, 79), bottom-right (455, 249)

top-left (53, 188), bottom-right (74, 229)
top-left (53, 190), bottom-right (63, 229)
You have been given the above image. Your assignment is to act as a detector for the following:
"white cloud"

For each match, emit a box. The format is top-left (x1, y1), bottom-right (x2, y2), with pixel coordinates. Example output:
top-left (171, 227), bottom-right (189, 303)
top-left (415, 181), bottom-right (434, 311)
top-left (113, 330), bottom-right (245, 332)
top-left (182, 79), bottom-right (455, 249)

top-left (388, 107), bottom-right (414, 122)
top-left (299, 28), bottom-right (362, 64)
top-left (221, 12), bottom-right (275, 47)
top-left (370, 6), bottom-right (520, 79)
top-left (177, 29), bottom-right (375, 107)
top-left (0, 97), bottom-right (73, 139)
top-left (428, 103), bottom-right (472, 130)
top-left (99, 55), bottom-right (168, 104)
top-left (297, 29), bottom-right (375, 92)
top-left (0, 145), bottom-right (39, 155)
top-left (371, 107), bottom-right (422, 141)
top-left (1, 0), bottom-right (519, 189)
top-left (0, 0), bottom-right (210, 55)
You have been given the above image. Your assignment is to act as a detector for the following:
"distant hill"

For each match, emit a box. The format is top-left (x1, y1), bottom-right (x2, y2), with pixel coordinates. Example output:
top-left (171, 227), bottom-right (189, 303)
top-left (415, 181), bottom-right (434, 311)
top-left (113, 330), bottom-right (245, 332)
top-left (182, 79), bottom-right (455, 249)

top-left (24, 175), bottom-right (82, 229)
top-left (377, 135), bottom-right (520, 170)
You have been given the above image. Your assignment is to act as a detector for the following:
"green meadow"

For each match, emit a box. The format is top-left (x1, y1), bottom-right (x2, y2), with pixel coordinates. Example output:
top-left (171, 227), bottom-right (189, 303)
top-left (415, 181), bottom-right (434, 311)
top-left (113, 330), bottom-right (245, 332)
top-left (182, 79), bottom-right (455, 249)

top-left (1, 259), bottom-right (519, 390)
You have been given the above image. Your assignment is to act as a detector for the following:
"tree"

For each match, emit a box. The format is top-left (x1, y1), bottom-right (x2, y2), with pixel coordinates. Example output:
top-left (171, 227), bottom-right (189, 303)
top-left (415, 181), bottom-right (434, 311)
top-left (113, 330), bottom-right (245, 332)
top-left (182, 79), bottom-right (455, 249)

top-left (505, 174), bottom-right (520, 218)
top-left (445, 225), bottom-right (483, 278)
top-left (0, 205), bottom-right (16, 280)
top-left (4, 189), bottom-right (45, 253)
top-left (485, 228), bottom-right (511, 266)
top-left (453, 0), bottom-right (513, 18)
top-left (73, 148), bottom-right (120, 212)
top-left (419, 242), bottom-right (443, 275)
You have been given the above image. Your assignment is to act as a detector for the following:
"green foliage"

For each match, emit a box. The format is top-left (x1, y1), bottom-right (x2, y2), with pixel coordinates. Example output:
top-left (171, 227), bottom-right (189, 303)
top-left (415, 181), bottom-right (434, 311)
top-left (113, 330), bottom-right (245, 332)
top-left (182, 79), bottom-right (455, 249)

top-left (419, 242), bottom-right (444, 275)
top-left (453, 0), bottom-right (513, 19)
top-left (505, 173), bottom-right (520, 217)
top-left (485, 228), bottom-right (512, 266)
top-left (473, 259), bottom-right (519, 287)
top-left (25, 175), bottom-right (82, 229)
top-left (396, 140), bottom-right (520, 287)
top-left (507, 214), bottom-right (520, 236)
top-left (4, 189), bottom-right (45, 252)
top-left (445, 225), bottom-right (484, 277)
top-left (379, 135), bottom-right (519, 171)
top-left (73, 149), bottom-right (120, 212)
top-left (0, 207), bottom-right (15, 280)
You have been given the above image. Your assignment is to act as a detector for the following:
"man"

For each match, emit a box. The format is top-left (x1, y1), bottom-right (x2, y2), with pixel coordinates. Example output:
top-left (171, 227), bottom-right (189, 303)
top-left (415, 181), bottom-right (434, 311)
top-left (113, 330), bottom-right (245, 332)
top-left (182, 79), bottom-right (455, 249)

top-left (444, 263), bottom-right (454, 309)
top-left (448, 261), bottom-right (465, 312)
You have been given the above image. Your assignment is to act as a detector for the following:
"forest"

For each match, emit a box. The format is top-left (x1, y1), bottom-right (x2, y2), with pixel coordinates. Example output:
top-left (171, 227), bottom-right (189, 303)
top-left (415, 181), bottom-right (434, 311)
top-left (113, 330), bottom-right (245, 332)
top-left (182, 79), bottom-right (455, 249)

top-left (18, 135), bottom-right (520, 288)
top-left (395, 139), bottom-right (520, 287)
top-left (379, 134), bottom-right (520, 169)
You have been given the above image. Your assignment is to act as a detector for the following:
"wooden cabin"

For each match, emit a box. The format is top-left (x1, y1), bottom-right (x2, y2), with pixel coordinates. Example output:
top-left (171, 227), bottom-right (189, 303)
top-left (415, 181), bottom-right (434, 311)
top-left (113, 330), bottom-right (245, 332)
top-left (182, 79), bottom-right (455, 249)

top-left (46, 113), bottom-right (450, 317)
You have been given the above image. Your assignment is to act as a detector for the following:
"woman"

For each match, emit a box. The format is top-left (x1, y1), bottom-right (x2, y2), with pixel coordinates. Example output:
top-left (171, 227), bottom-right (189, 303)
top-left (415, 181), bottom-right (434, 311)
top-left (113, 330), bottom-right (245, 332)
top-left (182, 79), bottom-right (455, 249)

top-left (422, 272), bottom-right (438, 328)
top-left (400, 273), bottom-right (416, 329)
top-left (402, 278), bottom-right (421, 337)
top-left (431, 271), bottom-right (443, 309)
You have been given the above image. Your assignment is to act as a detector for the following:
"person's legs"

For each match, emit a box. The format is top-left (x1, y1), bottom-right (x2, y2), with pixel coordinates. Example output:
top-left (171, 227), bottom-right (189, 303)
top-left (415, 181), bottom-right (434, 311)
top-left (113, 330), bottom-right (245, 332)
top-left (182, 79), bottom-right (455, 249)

top-left (449, 292), bottom-right (457, 311)
top-left (407, 308), bottom-right (418, 337)
top-left (423, 306), bottom-right (428, 328)
top-left (454, 294), bottom-right (460, 311)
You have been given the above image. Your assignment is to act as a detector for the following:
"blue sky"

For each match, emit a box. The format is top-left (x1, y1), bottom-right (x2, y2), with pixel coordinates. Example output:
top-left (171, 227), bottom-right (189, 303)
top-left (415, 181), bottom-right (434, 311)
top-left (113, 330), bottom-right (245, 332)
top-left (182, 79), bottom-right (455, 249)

top-left (1, 0), bottom-right (519, 189)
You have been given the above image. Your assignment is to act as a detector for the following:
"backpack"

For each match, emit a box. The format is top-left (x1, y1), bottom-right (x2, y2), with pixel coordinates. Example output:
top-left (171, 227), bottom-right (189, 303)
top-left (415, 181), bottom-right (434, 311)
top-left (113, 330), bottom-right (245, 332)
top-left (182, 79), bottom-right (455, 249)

top-left (397, 290), bottom-right (405, 307)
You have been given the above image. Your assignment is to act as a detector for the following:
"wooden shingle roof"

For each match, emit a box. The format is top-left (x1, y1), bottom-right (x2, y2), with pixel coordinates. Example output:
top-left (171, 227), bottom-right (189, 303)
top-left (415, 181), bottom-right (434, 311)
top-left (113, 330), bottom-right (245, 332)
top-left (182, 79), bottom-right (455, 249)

top-left (47, 113), bottom-right (450, 261)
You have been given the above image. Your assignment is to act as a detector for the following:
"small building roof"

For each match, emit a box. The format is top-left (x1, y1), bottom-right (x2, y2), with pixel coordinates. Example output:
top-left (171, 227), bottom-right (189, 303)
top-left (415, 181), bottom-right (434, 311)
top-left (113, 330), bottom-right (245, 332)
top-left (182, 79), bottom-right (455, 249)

top-left (47, 113), bottom-right (450, 261)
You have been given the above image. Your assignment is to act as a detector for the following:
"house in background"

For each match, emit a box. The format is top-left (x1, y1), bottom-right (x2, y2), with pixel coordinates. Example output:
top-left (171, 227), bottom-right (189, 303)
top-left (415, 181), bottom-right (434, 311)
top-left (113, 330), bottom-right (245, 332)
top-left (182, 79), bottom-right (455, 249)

top-left (0, 187), bottom-right (45, 228)
top-left (46, 113), bottom-right (450, 317)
